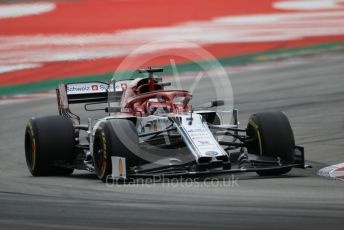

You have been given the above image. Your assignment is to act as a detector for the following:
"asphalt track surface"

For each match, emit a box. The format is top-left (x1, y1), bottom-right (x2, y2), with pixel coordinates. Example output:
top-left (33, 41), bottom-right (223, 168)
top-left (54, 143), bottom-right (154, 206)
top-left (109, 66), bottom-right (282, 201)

top-left (1, 53), bottom-right (344, 230)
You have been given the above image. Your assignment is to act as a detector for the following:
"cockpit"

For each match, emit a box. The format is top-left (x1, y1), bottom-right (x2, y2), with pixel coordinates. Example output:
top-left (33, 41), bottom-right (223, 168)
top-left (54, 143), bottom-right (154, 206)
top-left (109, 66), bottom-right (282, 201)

top-left (108, 67), bottom-right (192, 116)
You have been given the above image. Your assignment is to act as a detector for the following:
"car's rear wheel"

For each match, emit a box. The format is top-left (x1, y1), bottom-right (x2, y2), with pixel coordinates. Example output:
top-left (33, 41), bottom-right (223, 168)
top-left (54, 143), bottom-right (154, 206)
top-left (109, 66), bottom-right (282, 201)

top-left (25, 116), bottom-right (75, 176)
top-left (246, 111), bottom-right (295, 176)
top-left (93, 119), bottom-right (141, 182)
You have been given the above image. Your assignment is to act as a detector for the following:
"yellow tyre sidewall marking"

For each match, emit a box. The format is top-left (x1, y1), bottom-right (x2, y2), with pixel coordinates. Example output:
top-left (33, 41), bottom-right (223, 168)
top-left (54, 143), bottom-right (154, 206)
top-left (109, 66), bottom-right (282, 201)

top-left (98, 129), bottom-right (108, 179)
top-left (248, 119), bottom-right (263, 156)
top-left (27, 122), bottom-right (37, 171)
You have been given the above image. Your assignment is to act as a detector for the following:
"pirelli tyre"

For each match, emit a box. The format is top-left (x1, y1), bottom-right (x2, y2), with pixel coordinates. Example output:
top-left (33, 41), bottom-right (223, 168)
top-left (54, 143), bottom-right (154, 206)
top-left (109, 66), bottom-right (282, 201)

top-left (93, 119), bottom-right (142, 182)
top-left (25, 116), bottom-right (75, 176)
top-left (246, 111), bottom-right (295, 176)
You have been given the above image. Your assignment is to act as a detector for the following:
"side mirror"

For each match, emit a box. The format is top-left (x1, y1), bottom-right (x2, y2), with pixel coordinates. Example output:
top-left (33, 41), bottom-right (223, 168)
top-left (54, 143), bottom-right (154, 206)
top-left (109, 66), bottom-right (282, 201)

top-left (85, 102), bottom-right (107, 111)
top-left (193, 100), bottom-right (225, 110)
top-left (159, 82), bottom-right (172, 87)
top-left (105, 107), bottom-right (121, 113)
top-left (211, 100), bottom-right (224, 107)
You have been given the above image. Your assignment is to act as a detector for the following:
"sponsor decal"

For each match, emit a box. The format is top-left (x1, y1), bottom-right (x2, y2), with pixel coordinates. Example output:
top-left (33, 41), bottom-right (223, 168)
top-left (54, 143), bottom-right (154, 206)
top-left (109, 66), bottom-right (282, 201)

top-left (114, 80), bottom-right (131, 92)
top-left (66, 82), bottom-right (108, 95)
top-left (205, 151), bottom-right (219, 157)
top-left (121, 83), bottom-right (128, 91)
top-left (111, 156), bottom-right (127, 179)
top-left (181, 115), bottom-right (225, 157)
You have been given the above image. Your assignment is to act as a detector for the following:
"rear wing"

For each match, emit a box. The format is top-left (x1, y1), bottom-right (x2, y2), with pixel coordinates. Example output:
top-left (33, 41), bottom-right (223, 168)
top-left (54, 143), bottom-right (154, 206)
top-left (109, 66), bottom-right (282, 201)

top-left (56, 80), bottom-right (134, 121)
top-left (56, 76), bottom-right (169, 123)
top-left (56, 82), bottom-right (109, 123)
top-left (57, 82), bottom-right (108, 107)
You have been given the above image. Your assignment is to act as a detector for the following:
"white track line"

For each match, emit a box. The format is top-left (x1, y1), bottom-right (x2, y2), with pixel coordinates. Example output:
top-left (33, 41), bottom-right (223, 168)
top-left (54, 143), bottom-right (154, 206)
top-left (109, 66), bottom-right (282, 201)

top-left (0, 2), bottom-right (55, 19)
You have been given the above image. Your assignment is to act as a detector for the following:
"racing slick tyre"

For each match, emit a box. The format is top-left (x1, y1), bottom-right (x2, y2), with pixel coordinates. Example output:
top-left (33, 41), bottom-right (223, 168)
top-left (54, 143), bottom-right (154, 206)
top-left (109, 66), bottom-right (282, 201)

top-left (246, 111), bottom-right (295, 176)
top-left (93, 119), bottom-right (142, 182)
top-left (25, 116), bottom-right (75, 176)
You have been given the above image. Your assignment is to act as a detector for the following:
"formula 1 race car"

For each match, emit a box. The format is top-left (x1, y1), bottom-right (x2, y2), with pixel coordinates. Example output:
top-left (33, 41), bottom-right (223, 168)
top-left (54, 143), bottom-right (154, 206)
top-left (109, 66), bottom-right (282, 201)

top-left (25, 67), bottom-right (309, 182)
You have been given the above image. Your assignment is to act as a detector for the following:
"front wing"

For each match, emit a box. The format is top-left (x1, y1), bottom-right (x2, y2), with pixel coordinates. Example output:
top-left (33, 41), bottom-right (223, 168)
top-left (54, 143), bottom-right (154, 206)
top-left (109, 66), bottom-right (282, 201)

top-left (109, 146), bottom-right (309, 180)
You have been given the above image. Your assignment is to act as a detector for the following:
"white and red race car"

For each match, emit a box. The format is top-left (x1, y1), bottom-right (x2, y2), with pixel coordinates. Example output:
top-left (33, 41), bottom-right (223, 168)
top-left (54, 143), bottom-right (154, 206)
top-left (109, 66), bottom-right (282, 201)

top-left (25, 67), bottom-right (308, 182)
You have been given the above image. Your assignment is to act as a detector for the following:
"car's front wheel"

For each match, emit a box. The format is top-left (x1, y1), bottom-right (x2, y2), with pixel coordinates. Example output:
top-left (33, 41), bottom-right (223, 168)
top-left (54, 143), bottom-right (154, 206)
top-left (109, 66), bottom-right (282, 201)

top-left (246, 111), bottom-right (295, 176)
top-left (93, 119), bottom-right (141, 182)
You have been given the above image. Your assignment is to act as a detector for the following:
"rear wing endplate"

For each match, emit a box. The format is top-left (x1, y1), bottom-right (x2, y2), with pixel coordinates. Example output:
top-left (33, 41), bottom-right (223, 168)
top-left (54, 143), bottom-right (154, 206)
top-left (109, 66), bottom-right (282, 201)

top-left (56, 82), bottom-right (109, 123)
